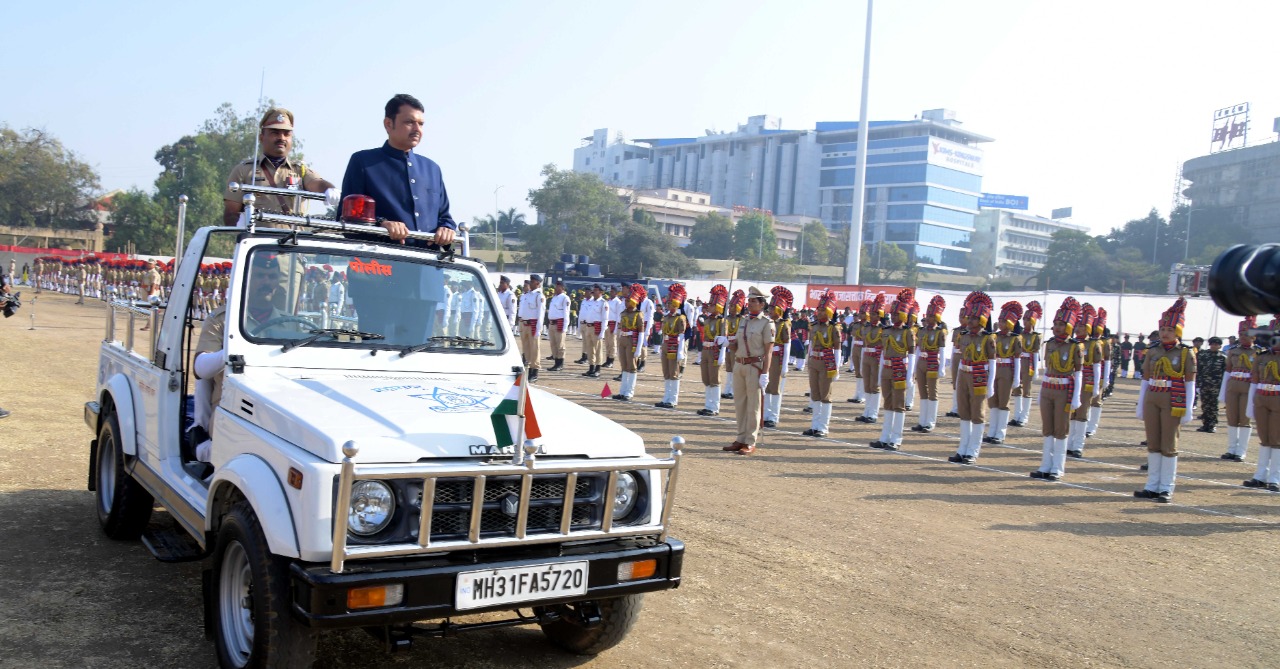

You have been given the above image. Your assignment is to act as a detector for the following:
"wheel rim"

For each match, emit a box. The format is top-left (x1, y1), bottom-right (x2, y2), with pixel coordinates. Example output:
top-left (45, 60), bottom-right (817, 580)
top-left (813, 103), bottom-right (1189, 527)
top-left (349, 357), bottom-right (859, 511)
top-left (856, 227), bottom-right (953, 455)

top-left (219, 540), bottom-right (254, 667)
top-left (97, 432), bottom-right (116, 515)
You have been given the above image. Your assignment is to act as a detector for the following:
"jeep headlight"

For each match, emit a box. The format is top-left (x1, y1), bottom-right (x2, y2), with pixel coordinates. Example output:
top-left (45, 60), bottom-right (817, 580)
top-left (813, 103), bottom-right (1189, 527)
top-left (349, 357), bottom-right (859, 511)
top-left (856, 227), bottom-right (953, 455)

top-left (348, 480), bottom-right (395, 536)
top-left (612, 472), bottom-right (640, 521)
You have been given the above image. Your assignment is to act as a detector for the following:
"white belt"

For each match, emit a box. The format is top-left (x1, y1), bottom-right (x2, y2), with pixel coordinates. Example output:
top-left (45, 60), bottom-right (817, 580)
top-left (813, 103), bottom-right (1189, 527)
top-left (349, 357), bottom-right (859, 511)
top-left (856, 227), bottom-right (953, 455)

top-left (1019, 352), bottom-right (1032, 358)
top-left (959, 364), bottom-right (975, 372)
top-left (1043, 376), bottom-right (1072, 386)
top-left (1260, 384), bottom-right (1280, 392)
top-left (1229, 372), bottom-right (1251, 379)
top-left (1148, 379), bottom-right (1173, 388)
top-left (853, 340), bottom-right (864, 346)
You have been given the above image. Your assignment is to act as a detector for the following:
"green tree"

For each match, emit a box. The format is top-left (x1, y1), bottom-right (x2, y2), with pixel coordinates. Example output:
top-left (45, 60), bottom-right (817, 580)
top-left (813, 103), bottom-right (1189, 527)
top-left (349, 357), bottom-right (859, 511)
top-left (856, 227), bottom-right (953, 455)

top-left (828, 225), bottom-right (851, 267)
top-left (798, 220), bottom-right (830, 265)
top-left (733, 212), bottom-right (778, 260)
top-left (596, 222), bottom-right (697, 277)
top-left (106, 189), bottom-right (169, 253)
top-left (525, 164), bottom-right (627, 268)
top-left (0, 126), bottom-right (101, 228)
top-left (1036, 230), bottom-right (1107, 291)
top-left (631, 208), bottom-right (660, 231)
top-left (739, 256), bottom-right (799, 282)
top-left (683, 212), bottom-right (735, 259)
top-left (859, 242), bottom-right (917, 285)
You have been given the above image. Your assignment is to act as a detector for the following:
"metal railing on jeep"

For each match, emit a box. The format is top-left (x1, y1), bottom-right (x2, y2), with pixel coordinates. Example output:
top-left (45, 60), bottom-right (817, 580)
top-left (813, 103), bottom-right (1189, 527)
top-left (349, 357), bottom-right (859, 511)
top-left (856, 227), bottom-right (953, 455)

top-left (330, 439), bottom-right (684, 573)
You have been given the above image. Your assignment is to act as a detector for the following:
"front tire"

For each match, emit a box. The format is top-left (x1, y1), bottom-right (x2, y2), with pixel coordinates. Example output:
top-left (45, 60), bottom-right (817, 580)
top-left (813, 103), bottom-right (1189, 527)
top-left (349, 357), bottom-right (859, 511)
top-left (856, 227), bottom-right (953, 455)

top-left (94, 410), bottom-right (153, 539)
top-left (211, 500), bottom-right (317, 669)
top-left (539, 594), bottom-right (644, 655)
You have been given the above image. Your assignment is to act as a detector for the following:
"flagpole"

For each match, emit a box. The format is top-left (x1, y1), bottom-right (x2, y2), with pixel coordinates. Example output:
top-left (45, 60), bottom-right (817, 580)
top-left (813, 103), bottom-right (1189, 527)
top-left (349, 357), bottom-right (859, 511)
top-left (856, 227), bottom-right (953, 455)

top-left (513, 364), bottom-right (530, 465)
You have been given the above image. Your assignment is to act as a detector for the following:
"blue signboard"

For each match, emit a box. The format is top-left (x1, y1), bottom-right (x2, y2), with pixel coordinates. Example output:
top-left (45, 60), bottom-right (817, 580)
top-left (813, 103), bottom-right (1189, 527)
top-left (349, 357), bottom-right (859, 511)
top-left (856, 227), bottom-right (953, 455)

top-left (978, 193), bottom-right (1029, 210)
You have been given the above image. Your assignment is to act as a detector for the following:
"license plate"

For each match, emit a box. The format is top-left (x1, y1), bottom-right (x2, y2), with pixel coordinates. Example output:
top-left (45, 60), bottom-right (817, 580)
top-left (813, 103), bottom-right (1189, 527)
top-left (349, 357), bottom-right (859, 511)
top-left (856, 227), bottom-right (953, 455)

top-left (455, 561), bottom-right (589, 611)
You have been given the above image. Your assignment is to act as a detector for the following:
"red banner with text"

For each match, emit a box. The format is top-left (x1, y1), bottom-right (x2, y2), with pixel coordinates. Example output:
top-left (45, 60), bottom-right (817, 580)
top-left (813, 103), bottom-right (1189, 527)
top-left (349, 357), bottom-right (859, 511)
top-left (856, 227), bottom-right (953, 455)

top-left (804, 284), bottom-right (905, 311)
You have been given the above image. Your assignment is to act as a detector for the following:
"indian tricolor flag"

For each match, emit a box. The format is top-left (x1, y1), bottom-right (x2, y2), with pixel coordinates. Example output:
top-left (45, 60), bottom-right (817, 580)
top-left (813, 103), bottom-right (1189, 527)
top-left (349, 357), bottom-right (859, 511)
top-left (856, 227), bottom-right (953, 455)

top-left (490, 376), bottom-right (542, 448)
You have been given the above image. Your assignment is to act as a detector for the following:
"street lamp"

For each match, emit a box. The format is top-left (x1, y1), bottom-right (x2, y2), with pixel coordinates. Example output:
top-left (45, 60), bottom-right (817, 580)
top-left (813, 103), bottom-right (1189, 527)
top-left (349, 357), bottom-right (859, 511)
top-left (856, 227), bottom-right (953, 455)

top-left (1183, 208), bottom-right (1198, 262)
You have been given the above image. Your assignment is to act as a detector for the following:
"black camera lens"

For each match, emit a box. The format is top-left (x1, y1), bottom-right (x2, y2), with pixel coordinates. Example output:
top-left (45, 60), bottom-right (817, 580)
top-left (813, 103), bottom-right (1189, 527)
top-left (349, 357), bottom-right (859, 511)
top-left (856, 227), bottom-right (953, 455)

top-left (1209, 244), bottom-right (1280, 316)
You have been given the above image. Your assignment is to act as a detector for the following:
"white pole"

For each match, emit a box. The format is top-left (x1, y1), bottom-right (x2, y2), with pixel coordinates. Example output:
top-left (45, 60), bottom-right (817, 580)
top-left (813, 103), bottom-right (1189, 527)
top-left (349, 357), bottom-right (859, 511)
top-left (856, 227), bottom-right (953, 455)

top-left (844, 0), bottom-right (874, 285)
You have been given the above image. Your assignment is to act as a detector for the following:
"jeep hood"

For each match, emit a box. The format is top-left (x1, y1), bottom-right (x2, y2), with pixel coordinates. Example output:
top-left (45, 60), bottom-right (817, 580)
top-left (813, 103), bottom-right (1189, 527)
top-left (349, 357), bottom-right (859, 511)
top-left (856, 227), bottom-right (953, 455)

top-left (221, 371), bottom-right (645, 463)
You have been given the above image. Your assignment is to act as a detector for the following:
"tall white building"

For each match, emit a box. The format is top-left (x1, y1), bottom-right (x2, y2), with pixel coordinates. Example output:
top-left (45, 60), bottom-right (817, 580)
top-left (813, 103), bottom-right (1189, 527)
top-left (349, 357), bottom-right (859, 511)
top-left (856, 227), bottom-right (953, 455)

top-left (971, 209), bottom-right (1089, 280)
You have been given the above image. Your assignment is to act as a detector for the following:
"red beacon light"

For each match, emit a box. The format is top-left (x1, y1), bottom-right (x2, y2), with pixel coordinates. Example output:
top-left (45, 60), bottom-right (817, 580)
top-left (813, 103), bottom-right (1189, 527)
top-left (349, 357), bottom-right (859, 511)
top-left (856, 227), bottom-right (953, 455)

top-left (341, 194), bottom-right (377, 224)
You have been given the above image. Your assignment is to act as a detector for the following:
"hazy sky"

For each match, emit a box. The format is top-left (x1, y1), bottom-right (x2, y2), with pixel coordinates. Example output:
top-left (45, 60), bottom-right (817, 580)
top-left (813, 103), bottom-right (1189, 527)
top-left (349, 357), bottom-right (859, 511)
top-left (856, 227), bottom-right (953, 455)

top-left (4, 0), bottom-right (1278, 235)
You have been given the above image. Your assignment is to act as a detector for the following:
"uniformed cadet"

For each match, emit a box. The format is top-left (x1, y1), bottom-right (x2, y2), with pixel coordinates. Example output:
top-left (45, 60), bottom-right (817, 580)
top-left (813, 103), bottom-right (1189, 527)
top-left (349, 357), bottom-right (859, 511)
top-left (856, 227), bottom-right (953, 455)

top-left (1196, 335), bottom-right (1227, 433)
top-left (944, 304), bottom-right (969, 419)
top-left (1010, 301), bottom-right (1043, 427)
top-left (580, 284), bottom-right (609, 379)
top-left (655, 284), bottom-right (689, 409)
top-left (223, 107), bottom-right (335, 226)
top-left (846, 304), bottom-right (867, 404)
top-left (1134, 298), bottom-right (1197, 503)
top-left (1085, 308), bottom-right (1113, 438)
top-left (1220, 317), bottom-right (1261, 461)
top-left (721, 290), bottom-right (746, 400)
top-left (545, 281), bottom-right (570, 371)
top-left (516, 274), bottom-right (546, 381)
top-left (761, 287), bottom-right (793, 428)
top-left (950, 292), bottom-right (995, 464)
top-left (1243, 318), bottom-right (1280, 491)
top-left (727, 287), bottom-right (775, 454)
top-left (1066, 304), bottom-right (1101, 458)
top-left (605, 285), bottom-right (624, 369)
top-left (982, 301), bottom-right (1024, 446)
top-left (804, 289), bottom-right (842, 438)
top-left (697, 285), bottom-right (730, 416)
top-left (1032, 297), bottom-right (1084, 481)
top-left (871, 289), bottom-right (918, 451)
top-left (856, 293), bottom-right (888, 424)
top-left (75, 261), bottom-right (87, 304)
top-left (613, 284), bottom-right (648, 402)
top-left (911, 295), bottom-right (948, 433)
top-left (637, 289), bottom-right (656, 372)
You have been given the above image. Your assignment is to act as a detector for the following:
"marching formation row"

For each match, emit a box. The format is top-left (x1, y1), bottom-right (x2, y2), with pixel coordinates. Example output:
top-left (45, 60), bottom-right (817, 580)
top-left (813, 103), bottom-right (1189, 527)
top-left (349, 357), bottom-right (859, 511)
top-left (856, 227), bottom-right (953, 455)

top-left (521, 281), bottom-right (1280, 504)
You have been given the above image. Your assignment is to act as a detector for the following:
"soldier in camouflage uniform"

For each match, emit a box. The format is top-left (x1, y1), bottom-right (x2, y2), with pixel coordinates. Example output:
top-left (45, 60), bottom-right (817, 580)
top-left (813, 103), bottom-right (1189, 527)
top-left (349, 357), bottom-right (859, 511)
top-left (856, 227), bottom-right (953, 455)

top-left (1196, 337), bottom-right (1226, 433)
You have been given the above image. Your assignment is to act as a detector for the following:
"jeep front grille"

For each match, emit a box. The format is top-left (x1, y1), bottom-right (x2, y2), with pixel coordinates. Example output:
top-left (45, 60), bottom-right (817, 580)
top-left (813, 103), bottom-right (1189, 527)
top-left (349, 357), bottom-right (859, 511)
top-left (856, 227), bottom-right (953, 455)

top-left (329, 442), bottom-right (685, 573)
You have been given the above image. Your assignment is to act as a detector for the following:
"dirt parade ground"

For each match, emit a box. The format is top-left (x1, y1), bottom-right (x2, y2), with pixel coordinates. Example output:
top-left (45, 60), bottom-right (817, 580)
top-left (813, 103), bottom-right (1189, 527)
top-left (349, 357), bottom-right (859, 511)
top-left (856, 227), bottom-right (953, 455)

top-left (0, 292), bottom-right (1277, 669)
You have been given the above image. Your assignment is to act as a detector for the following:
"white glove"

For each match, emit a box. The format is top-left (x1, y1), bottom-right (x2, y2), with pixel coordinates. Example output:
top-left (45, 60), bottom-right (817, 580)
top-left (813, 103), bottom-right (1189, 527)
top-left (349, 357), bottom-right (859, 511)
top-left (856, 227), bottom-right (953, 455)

top-left (1011, 358), bottom-right (1022, 390)
top-left (1218, 377), bottom-right (1228, 406)
top-left (759, 374), bottom-right (769, 390)
top-left (1092, 363), bottom-right (1103, 397)
top-left (1247, 384), bottom-right (1257, 420)
top-left (1071, 371), bottom-right (1083, 412)
top-left (1181, 381), bottom-right (1196, 425)
top-left (716, 335), bottom-right (729, 347)
top-left (1136, 379), bottom-right (1149, 420)
top-left (985, 360), bottom-right (996, 398)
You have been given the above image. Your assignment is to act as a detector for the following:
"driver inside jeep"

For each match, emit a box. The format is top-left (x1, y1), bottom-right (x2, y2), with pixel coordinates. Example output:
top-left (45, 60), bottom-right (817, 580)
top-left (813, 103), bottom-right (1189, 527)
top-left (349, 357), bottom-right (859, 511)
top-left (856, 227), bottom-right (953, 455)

top-left (191, 254), bottom-right (298, 463)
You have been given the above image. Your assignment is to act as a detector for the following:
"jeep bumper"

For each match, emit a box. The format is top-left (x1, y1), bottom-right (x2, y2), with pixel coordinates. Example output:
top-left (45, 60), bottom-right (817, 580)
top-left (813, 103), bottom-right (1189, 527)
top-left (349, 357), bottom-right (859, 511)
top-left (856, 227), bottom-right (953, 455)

top-left (289, 537), bottom-right (683, 628)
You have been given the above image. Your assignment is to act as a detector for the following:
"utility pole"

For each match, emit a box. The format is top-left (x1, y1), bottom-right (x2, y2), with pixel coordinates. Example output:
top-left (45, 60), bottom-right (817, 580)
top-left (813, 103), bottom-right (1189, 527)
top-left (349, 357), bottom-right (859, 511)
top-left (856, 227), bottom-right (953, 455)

top-left (844, 0), bottom-right (874, 284)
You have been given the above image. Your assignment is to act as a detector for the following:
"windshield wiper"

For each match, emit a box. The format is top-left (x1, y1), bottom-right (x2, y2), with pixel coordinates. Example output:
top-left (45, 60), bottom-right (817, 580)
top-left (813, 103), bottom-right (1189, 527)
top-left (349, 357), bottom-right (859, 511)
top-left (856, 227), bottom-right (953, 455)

top-left (281, 328), bottom-right (385, 352)
top-left (399, 335), bottom-right (494, 357)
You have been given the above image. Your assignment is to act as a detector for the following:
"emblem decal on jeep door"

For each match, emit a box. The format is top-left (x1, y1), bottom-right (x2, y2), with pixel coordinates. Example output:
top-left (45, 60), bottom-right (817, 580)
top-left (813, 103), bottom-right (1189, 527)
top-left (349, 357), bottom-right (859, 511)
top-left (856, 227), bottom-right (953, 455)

top-left (409, 387), bottom-right (492, 413)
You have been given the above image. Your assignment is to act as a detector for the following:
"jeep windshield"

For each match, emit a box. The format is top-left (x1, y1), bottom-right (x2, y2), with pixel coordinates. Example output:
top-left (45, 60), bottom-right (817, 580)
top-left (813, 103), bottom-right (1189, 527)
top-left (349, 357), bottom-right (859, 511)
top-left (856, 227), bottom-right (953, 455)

top-left (238, 247), bottom-right (505, 353)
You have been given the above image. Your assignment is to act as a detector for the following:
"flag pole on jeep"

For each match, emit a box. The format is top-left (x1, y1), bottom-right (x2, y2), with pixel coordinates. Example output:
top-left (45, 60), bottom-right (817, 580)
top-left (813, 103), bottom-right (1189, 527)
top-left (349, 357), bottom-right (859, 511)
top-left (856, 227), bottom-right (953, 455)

top-left (513, 364), bottom-right (530, 465)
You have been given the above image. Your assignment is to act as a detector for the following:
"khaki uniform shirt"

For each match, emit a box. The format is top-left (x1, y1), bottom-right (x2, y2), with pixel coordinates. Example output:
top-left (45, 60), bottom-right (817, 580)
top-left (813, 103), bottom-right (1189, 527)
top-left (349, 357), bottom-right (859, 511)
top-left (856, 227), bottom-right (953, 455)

top-left (736, 314), bottom-right (775, 372)
top-left (223, 156), bottom-right (327, 216)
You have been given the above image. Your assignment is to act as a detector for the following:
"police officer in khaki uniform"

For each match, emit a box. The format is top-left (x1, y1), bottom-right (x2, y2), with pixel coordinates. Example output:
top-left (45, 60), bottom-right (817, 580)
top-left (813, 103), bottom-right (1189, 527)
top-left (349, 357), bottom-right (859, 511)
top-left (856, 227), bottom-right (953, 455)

top-left (912, 295), bottom-right (948, 433)
top-left (721, 290), bottom-right (745, 400)
top-left (1066, 304), bottom-right (1101, 458)
top-left (655, 284), bottom-right (689, 409)
top-left (727, 287), bottom-right (775, 455)
top-left (805, 289), bottom-right (841, 438)
top-left (982, 301), bottom-right (1024, 445)
top-left (613, 284), bottom-right (648, 402)
top-left (1135, 298), bottom-right (1197, 503)
top-left (1010, 301), bottom-right (1043, 427)
top-left (856, 294), bottom-right (888, 423)
top-left (1032, 297), bottom-right (1084, 481)
top-left (951, 292), bottom-right (996, 463)
top-left (760, 287), bottom-right (793, 428)
top-left (1244, 319), bottom-right (1280, 491)
top-left (1221, 316), bottom-right (1263, 461)
top-left (698, 285), bottom-right (729, 416)
top-left (872, 289), bottom-right (918, 451)
top-left (222, 107), bottom-right (335, 226)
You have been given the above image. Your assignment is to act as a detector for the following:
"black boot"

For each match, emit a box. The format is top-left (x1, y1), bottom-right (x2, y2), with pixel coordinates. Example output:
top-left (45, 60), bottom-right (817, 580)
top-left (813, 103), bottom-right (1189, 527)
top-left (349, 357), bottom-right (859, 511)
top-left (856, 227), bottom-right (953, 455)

top-left (549, 358), bottom-right (564, 371)
top-left (637, 359), bottom-right (646, 372)
top-left (576, 354), bottom-right (588, 364)
top-left (603, 357), bottom-right (615, 368)
top-left (528, 368), bottom-right (539, 382)
top-left (586, 365), bottom-right (601, 378)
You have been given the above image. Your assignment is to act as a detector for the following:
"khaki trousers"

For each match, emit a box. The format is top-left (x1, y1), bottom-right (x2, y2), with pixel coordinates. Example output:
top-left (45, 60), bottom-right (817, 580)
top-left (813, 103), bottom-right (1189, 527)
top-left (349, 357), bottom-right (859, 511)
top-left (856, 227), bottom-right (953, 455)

top-left (734, 362), bottom-right (765, 445)
top-left (1226, 378), bottom-right (1251, 428)
top-left (662, 350), bottom-right (682, 380)
top-left (850, 345), bottom-right (863, 378)
top-left (808, 357), bottom-right (834, 403)
top-left (881, 358), bottom-right (909, 411)
top-left (584, 324), bottom-right (603, 365)
top-left (956, 370), bottom-right (987, 423)
top-left (1015, 358), bottom-right (1035, 398)
top-left (606, 325), bottom-right (617, 359)
top-left (549, 323), bottom-right (566, 359)
top-left (988, 365), bottom-right (1015, 410)
top-left (861, 352), bottom-right (881, 393)
top-left (619, 337), bottom-right (638, 373)
top-left (700, 347), bottom-right (722, 386)
top-left (1257, 393), bottom-right (1280, 446)
top-left (1143, 391), bottom-right (1183, 456)
top-left (1040, 385), bottom-right (1072, 438)
top-left (520, 322), bottom-right (541, 369)
top-left (915, 363), bottom-right (939, 401)
top-left (766, 349), bottom-right (786, 394)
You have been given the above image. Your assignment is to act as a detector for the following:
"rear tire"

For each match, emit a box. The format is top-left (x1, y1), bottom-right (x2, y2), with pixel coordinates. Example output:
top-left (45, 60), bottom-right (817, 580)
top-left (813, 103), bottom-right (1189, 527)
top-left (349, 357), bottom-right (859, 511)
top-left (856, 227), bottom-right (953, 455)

top-left (211, 499), bottom-right (317, 669)
top-left (539, 594), bottom-right (644, 655)
top-left (94, 410), bottom-right (153, 539)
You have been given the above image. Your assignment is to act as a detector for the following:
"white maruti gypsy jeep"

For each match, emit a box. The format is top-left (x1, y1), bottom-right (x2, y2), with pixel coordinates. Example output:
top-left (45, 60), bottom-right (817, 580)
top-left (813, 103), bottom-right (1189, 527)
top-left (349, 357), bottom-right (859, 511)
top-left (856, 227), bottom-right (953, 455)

top-left (84, 184), bottom-right (684, 668)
